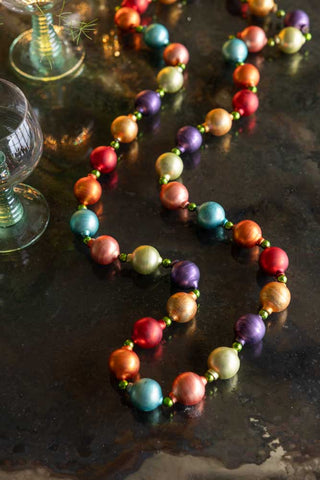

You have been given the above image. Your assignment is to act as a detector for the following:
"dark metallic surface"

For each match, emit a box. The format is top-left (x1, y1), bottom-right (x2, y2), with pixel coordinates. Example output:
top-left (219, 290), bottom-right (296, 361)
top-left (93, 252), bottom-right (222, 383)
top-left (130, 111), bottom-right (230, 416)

top-left (1, 0), bottom-right (320, 478)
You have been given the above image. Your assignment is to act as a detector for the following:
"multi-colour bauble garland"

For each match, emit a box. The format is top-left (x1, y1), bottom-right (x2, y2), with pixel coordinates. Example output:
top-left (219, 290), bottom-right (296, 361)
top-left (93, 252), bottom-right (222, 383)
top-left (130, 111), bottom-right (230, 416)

top-left (70, 0), bottom-right (311, 412)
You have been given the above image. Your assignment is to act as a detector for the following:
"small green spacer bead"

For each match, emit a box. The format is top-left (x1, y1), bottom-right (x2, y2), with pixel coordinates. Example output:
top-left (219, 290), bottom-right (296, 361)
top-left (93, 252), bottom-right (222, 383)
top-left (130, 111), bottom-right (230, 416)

top-left (304, 32), bottom-right (312, 41)
top-left (193, 289), bottom-right (200, 299)
top-left (78, 204), bottom-right (87, 210)
top-left (259, 309), bottom-right (269, 320)
top-left (277, 274), bottom-right (287, 284)
top-left (118, 380), bottom-right (128, 390)
top-left (156, 88), bottom-right (165, 98)
top-left (83, 236), bottom-right (92, 245)
top-left (248, 86), bottom-right (258, 93)
top-left (159, 176), bottom-right (169, 185)
top-left (205, 369), bottom-right (219, 381)
top-left (177, 63), bottom-right (186, 71)
top-left (236, 61), bottom-right (244, 67)
top-left (133, 111), bottom-right (143, 121)
top-left (163, 397), bottom-right (174, 408)
top-left (114, 5), bottom-right (121, 11)
top-left (231, 111), bottom-right (241, 120)
top-left (197, 124), bottom-right (206, 134)
top-left (228, 35), bottom-right (235, 40)
top-left (162, 258), bottom-right (172, 268)
top-left (171, 147), bottom-right (181, 156)
top-left (204, 371), bottom-right (214, 383)
top-left (119, 253), bottom-right (128, 262)
top-left (232, 341), bottom-right (243, 352)
top-left (135, 25), bottom-right (144, 33)
top-left (163, 316), bottom-right (172, 327)
top-left (260, 239), bottom-right (271, 249)
top-left (123, 339), bottom-right (134, 348)
top-left (187, 202), bottom-right (197, 212)
top-left (276, 9), bottom-right (286, 17)
top-left (267, 38), bottom-right (276, 47)
top-left (91, 169), bottom-right (101, 178)
top-left (110, 140), bottom-right (120, 150)
top-left (224, 220), bottom-right (234, 230)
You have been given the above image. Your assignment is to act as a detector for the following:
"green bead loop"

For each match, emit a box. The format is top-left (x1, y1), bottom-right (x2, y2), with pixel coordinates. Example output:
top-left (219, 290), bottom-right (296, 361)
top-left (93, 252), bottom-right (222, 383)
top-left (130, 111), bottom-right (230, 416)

top-left (276, 9), bottom-right (286, 17)
top-left (123, 339), bottom-right (134, 348)
top-left (163, 316), bottom-right (172, 327)
top-left (224, 220), bottom-right (234, 230)
top-left (204, 371), bottom-right (214, 383)
top-left (118, 380), bottom-right (128, 390)
top-left (197, 124), bottom-right (206, 134)
top-left (119, 253), bottom-right (128, 262)
top-left (156, 88), bottom-right (166, 98)
top-left (83, 236), bottom-right (92, 245)
top-left (304, 32), bottom-right (312, 41)
top-left (260, 239), bottom-right (271, 249)
top-left (187, 202), bottom-right (197, 212)
top-left (231, 111), bottom-right (241, 120)
top-left (114, 5), bottom-right (121, 11)
top-left (277, 274), bottom-right (287, 284)
top-left (135, 25), bottom-right (145, 33)
top-left (171, 147), bottom-right (181, 156)
top-left (133, 111), bottom-right (143, 121)
top-left (193, 289), bottom-right (200, 299)
top-left (248, 86), bottom-right (258, 93)
top-left (159, 176), bottom-right (169, 185)
top-left (267, 38), bottom-right (276, 47)
top-left (232, 341), bottom-right (243, 352)
top-left (259, 309), bottom-right (269, 320)
top-left (162, 258), bottom-right (172, 268)
top-left (236, 61), bottom-right (244, 67)
top-left (110, 140), bottom-right (120, 150)
top-left (91, 169), bottom-right (101, 178)
top-left (163, 397), bottom-right (174, 407)
top-left (78, 204), bottom-right (87, 210)
top-left (205, 369), bottom-right (219, 381)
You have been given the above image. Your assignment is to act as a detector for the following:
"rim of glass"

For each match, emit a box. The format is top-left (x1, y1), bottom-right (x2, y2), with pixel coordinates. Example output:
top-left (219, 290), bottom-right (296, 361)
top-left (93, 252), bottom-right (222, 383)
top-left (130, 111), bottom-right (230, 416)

top-left (0, 78), bottom-right (28, 142)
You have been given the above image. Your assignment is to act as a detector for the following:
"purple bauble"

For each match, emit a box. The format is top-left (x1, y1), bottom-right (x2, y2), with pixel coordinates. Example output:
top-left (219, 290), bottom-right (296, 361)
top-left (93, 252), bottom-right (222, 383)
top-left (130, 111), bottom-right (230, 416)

top-left (134, 90), bottom-right (161, 116)
top-left (176, 126), bottom-right (203, 154)
top-left (170, 260), bottom-right (200, 289)
top-left (235, 313), bottom-right (266, 345)
top-left (284, 10), bottom-right (310, 32)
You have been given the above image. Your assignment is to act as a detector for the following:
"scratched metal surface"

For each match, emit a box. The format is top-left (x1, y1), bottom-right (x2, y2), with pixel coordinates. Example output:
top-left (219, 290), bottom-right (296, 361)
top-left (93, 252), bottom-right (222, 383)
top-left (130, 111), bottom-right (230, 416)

top-left (1, 0), bottom-right (320, 479)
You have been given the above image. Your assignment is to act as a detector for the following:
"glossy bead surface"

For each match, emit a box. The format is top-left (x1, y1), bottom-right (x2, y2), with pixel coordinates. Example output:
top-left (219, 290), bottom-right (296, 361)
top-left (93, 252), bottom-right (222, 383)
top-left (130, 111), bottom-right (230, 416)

top-left (222, 38), bottom-right (248, 63)
top-left (247, 0), bottom-right (275, 16)
top-left (233, 63), bottom-right (260, 88)
top-left (205, 108), bottom-right (233, 136)
top-left (111, 115), bottom-right (138, 143)
top-left (114, 7), bottom-right (141, 31)
top-left (157, 66), bottom-right (184, 93)
top-left (284, 10), bottom-right (310, 32)
top-left (232, 89), bottom-right (259, 117)
top-left (90, 235), bottom-right (120, 265)
top-left (207, 347), bottom-right (240, 380)
top-left (160, 181), bottom-right (189, 210)
top-left (134, 90), bottom-right (161, 116)
top-left (170, 260), bottom-right (200, 289)
top-left (129, 378), bottom-right (163, 412)
top-left (155, 152), bottom-right (183, 180)
top-left (237, 26), bottom-right (267, 53)
top-left (276, 27), bottom-right (306, 54)
top-left (235, 313), bottom-right (266, 344)
top-left (171, 372), bottom-right (206, 406)
top-left (121, 0), bottom-right (150, 14)
top-left (131, 245), bottom-right (162, 275)
top-left (167, 292), bottom-right (197, 323)
top-left (90, 146), bottom-right (117, 174)
top-left (70, 209), bottom-right (99, 237)
top-left (260, 281), bottom-right (291, 314)
top-left (163, 43), bottom-right (190, 66)
top-left (74, 175), bottom-right (102, 205)
top-left (176, 126), bottom-right (202, 154)
top-left (233, 220), bottom-right (262, 248)
top-left (197, 201), bottom-right (226, 229)
top-left (109, 346), bottom-right (140, 380)
top-left (143, 23), bottom-right (169, 49)
top-left (259, 247), bottom-right (289, 276)
top-left (132, 317), bottom-right (163, 349)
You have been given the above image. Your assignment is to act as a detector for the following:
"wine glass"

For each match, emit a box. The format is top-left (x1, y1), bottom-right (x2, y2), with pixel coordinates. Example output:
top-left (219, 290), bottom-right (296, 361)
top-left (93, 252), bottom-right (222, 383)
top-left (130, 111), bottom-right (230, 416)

top-left (2, 0), bottom-right (85, 82)
top-left (0, 78), bottom-right (49, 253)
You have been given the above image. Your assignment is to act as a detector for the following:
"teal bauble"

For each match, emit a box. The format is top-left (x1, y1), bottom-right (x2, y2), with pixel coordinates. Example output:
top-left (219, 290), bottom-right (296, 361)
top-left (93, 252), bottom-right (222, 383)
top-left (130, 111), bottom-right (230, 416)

top-left (143, 23), bottom-right (169, 49)
top-left (70, 209), bottom-right (99, 236)
top-left (197, 201), bottom-right (226, 229)
top-left (129, 378), bottom-right (163, 412)
top-left (222, 38), bottom-right (248, 63)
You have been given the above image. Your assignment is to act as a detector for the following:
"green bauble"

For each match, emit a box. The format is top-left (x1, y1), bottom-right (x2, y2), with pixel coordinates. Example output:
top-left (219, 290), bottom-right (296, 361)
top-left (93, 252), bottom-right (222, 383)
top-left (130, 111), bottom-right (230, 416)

top-left (155, 152), bottom-right (183, 180)
top-left (157, 66), bottom-right (184, 93)
top-left (277, 27), bottom-right (305, 54)
top-left (131, 245), bottom-right (162, 275)
top-left (207, 346), bottom-right (240, 380)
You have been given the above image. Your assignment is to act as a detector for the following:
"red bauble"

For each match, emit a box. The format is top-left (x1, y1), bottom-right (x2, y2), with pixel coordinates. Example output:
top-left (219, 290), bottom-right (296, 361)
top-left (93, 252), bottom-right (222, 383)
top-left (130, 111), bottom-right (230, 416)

top-left (132, 317), bottom-right (164, 349)
top-left (160, 181), bottom-right (189, 210)
top-left (232, 89), bottom-right (259, 117)
top-left (259, 247), bottom-right (289, 276)
top-left (121, 0), bottom-right (150, 14)
top-left (171, 372), bottom-right (206, 405)
top-left (90, 146), bottom-right (118, 174)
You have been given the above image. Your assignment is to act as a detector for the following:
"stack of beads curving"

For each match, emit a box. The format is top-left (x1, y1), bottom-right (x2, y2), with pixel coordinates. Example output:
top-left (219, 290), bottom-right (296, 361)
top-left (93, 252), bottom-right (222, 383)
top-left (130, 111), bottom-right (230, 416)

top-left (70, 0), bottom-right (311, 412)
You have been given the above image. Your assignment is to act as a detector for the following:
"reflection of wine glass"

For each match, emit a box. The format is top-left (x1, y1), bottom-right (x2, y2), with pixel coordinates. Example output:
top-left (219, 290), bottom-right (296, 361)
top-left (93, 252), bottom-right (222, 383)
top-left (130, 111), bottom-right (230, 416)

top-left (0, 79), bottom-right (49, 253)
top-left (3, 0), bottom-right (85, 82)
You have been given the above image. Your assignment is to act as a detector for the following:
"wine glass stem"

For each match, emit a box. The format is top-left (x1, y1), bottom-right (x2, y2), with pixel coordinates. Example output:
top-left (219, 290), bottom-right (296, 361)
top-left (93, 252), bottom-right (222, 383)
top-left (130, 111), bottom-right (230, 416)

top-left (30, 13), bottom-right (62, 65)
top-left (0, 186), bottom-right (24, 227)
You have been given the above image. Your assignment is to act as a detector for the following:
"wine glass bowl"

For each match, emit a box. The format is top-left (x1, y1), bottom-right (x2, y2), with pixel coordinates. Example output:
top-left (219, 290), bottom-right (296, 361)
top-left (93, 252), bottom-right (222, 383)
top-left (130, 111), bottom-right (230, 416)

top-left (3, 0), bottom-right (85, 82)
top-left (0, 78), bottom-right (49, 253)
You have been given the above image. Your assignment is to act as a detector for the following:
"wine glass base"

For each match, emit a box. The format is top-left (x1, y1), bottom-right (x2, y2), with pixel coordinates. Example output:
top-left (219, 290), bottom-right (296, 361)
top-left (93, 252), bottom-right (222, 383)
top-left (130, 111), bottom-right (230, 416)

top-left (9, 27), bottom-right (85, 82)
top-left (0, 184), bottom-right (49, 253)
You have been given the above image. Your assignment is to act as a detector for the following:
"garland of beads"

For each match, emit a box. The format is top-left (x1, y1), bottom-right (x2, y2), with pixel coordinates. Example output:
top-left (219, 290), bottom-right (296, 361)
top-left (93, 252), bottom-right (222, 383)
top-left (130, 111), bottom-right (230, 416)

top-left (70, 1), bottom-right (311, 412)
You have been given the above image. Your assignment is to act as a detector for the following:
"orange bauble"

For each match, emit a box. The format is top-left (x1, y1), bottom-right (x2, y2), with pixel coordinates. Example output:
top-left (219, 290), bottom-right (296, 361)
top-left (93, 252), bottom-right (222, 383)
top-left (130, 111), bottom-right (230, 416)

top-left (111, 115), bottom-right (138, 143)
top-left (260, 282), bottom-right (291, 314)
top-left (74, 174), bottom-right (102, 205)
top-left (233, 220), bottom-right (263, 248)
top-left (247, 0), bottom-right (275, 16)
top-left (233, 63), bottom-right (260, 88)
top-left (108, 346), bottom-right (140, 380)
top-left (114, 7), bottom-right (141, 31)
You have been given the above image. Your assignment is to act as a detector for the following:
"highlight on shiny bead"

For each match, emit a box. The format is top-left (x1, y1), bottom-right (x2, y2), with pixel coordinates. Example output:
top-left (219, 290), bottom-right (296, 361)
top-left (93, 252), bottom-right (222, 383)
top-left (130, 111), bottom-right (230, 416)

top-left (260, 281), bottom-right (291, 314)
top-left (90, 235), bottom-right (120, 265)
top-left (157, 66), bottom-right (184, 93)
top-left (207, 346), bottom-right (240, 380)
top-left (232, 89), bottom-right (259, 117)
top-left (114, 7), bottom-right (141, 31)
top-left (163, 43), bottom-right (190, 66)
top-left (131, 245), bottom-right (162, 275)
top-left (70, 209), bottom-right (99, 237)
top-left (237, 26), bottom-right (268, 53)
top-left (222, 38), bottom-right (248, 63)
top-left (132, 317), bottom-right (163, 349)
top-left (129, 378), bottom-right (163, 412)
top-left (74, 175), bottom-right (102, 205)
top-left (197, 201), bottom-right (226, 229)
top-left (109, 346), bottom-right (140, 380)
top-left (170, 260), bottom-right (200, 289)
top-left (90, 146), bottom-right (117, 174)
top-left (160, 181), bottom-right (189, 210)
top-left (233, 220), bottom-right (262, 248)
top-left (166, 291), bottom-right (197, 323)
top-left (204, 108), bottom-right (233, 136)
top-left (171, 372), bottom-right (206, 406)
top-left (259, 247), bottom-right (289, 276)
top-left (233, 64), bottom-right (260, 88)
